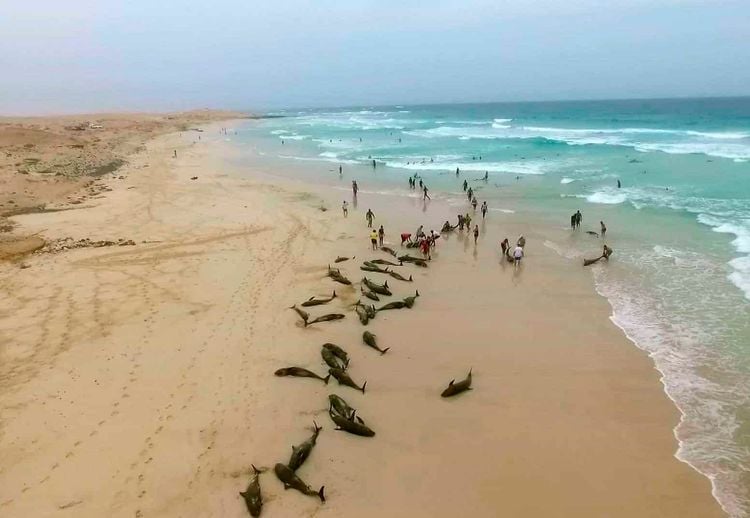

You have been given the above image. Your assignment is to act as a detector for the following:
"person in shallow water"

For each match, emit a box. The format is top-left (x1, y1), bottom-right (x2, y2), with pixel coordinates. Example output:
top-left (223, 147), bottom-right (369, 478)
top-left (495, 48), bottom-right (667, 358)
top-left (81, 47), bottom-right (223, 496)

top-left (600, 221), bottom-right (607, 238)
top-left (366, 209), bottom-right (375, 228)
top-left (473, 225), bottom-right (479, 244)
top-left (571, 213), bottom-right (576, 229)
top-left (575, 210), bottom-right (582, 228)
top-left (352, 180), bottom-right (358, 197)
top-left (513, 244), bottom-right (524, 265)
top-left (342, 200), bottom-right (348, 217)
top-left (481, 201), bottom-right (488, 219)
top-left (423, 186), bottom-right (430, 200)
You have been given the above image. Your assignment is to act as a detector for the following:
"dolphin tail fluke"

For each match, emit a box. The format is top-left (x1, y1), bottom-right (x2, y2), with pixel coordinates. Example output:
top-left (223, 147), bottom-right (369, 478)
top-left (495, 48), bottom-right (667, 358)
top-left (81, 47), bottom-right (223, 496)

top-left (381, 347), bottom-right (390, 355)
top-left (468, 367), bottom-right (473, 376)
top-left (384, 280), bottom-right (389, 288)
top-left (313, 420), bottom-right (321, 433)
top-left (332, 290), bottom-right (337, 298)
top-left (240, 491), bottom-right (247, 497)
top-left (318, 486), bottom-right (326, 503)
top-left (361, 381), bottom-right (367, 394)
top-left (251, 464), bottom-right (262, 475)
top-left (307, 296), bottom-right (314, 301)
top-left (415, 289), bottom-right (419, 296)
top-left (409, 275), bottom-right (413, 282)
top-left (324, 374), bottom-right (331, 385)
top-left (344, 358), bottom-right (350, 368)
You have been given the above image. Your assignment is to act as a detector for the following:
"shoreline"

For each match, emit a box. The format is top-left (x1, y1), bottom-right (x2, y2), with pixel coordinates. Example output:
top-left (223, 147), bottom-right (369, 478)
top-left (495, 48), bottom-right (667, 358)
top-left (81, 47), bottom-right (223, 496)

top-left (0, 120), bottom-right (724, 516)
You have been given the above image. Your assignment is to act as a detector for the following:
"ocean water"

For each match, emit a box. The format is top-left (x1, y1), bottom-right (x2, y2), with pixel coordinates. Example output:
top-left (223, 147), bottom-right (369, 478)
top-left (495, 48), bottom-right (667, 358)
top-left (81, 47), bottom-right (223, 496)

top-left (236, 98), bottom-right (750, 516)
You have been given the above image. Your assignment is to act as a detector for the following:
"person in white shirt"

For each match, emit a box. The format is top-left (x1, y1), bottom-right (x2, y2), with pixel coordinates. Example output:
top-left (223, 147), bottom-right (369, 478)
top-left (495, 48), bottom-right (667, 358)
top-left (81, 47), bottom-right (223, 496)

top-left (513, 245), bottom-right (524, 266)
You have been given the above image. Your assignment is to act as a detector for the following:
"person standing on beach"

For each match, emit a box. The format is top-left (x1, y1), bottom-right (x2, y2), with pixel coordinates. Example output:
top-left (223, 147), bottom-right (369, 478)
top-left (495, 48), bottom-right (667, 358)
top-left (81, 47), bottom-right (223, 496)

top-left (370, 229), bottom-right (378, 250)
top-left (575, 210), bottom-right (582, 228)
top-left (378, 225), bottom-right (385, 247)
top-left (366, 209), bottom-right (375, 228)
top-left (617, 179), bottom-right (621, 188)
top-left (420, 236), bottom-right (431, 259)
top-left (471, 197), bottom-right (478, 211)
top-left (458, 214), bottom-right (465, 230)
top-left (456, 167), bottom-right (460, 177)
top-left (484, 171), bottom-right (488, 181)
top-left (500, 238), bottom-right (509, 257)
top-left (465, 213), bottom-right (472, 230)
top-left (173, 150), bottom-right (177, 158)
top-left (372, 159), bottom-right (376, 169)
top-left (513, 244), bottom-right (524, 266)
top-left (600, 221), bottom-right (607, 238)
top-left (352, 180), bottom-right (358, 197)
top-left (342, 200), bottom-right (348, 217)
top-left (463, 179), bottom-right (468, 192)
top-left (467, 187), bottom-right (473, 201)
top-left (517, 235), bottom-right (526, 248)
top-left (423, 186), bottom-right (430, 200)
top-left (570, 213), bottom-right (576, 229)
top-left (481, 201), bottom-right (488, 219)
top-left (473, 225), bottom-right (479, 244)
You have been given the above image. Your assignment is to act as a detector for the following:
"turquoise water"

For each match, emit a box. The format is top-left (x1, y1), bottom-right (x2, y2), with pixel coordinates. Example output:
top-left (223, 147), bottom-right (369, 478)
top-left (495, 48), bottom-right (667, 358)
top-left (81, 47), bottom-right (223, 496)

top-left (237, 98), bottom-right (750, 516)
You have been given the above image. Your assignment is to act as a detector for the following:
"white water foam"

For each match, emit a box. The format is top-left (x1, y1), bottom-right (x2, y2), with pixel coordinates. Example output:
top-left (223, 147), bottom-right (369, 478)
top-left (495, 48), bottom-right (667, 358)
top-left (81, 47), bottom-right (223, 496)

top-left (586, 190), bottom-right (628, 204)
top-left (382, 159), bottom-right (548, 176)
top-left (560, 177), bottom-right (576, 184)
top-left (697, 214), bottom-right (750, 301)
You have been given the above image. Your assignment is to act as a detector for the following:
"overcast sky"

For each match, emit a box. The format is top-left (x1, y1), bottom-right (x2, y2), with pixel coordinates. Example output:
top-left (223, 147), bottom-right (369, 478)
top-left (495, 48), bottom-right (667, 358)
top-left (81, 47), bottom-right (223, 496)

top-left (1, 0), bottom-right (749, 114)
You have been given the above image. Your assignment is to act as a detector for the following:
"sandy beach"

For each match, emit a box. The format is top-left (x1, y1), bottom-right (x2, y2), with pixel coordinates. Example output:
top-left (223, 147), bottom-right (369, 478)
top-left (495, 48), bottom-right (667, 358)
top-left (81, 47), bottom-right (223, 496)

top-left (0, 119), bottom-right (724, 517)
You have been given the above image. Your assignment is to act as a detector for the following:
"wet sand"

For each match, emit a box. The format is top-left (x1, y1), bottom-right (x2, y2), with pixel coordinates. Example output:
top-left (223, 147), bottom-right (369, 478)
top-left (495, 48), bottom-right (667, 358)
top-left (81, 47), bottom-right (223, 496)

top-left (0, 123), bottom-right (723, 517)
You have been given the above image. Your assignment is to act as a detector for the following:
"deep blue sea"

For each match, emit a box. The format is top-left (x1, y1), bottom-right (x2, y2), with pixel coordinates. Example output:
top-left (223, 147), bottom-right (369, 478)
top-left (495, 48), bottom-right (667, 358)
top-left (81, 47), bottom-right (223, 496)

top-left (237, 98), bottom-right (750, 516)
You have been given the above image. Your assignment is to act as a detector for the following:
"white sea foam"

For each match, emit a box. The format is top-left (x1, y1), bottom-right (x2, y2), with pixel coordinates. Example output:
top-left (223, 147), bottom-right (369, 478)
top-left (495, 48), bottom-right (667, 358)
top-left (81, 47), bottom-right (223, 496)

top-left (382, 159), bottom-right (548, 176)
top-left (586, 190), bottom-right (627, 204)
top-left (697, 215), bottom-right (750, 301)
top-left (560, 177), bottom-right (575, 184)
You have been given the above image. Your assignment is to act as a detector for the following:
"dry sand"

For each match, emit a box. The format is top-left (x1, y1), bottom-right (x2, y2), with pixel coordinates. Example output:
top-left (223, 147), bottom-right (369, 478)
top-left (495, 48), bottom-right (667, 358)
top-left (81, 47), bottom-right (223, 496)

top-left (0, 121), bottom-right (723, 517)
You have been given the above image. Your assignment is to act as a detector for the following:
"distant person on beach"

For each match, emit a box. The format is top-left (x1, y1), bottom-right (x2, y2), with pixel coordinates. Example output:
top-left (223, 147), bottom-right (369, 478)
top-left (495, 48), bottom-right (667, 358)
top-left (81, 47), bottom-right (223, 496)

top-left (473, 225), bottom-right (479, 244)
top-left (603, 244), bottom-right (613, 259)
top-left (458, 214), bottom-right (465, 230)
top-left (372, 159), bottom-right (376, 168)
top-left (423, 186), bottom-right (430, 200)
top-left (419, 178), bottom-right (423, 189)
top-left (342, 200), bottom-right (348, 217)
top-left (471, 197), bottom-right (478, 211)
top-left (481, 201), bottom-right (488, 219)
top-left (465, 213), bottom-right (472, 229)
top-left (352, 180), bottom-right (358, 197)
top-left (339, 165), bottom-right (342, 176)
top-left (173, 150), bottom-right (177, 158)
top-left (575, 210), bottom-right (582, 228)
top-left (501, 238), bottom-right (509, 257)
top-left (517, 235), bottom-right (526, 248)
top-left (370, 229), bottom-right (378, 250)
top-left (600, 221), bottom-right (607, 238)
top-left (467, 187), bottom-right (473, 200)
top-left (456, 167), bottom-right (460, 177)
top-left (366, 209), bottom-right (375, 228)
top-left (617, 179), bottom-right (621, 188)
top-left (484, 171), bottom-right (488, 181)
top-left (463, 179), bottom-right (468, 191)
top-left (415, 225), bottom-right (424, 240)
top-left (378, 225), bottom-right (385, 246)
top-left (513, 244), bottom-right (524, 265)
top-left (570, 213), bottom-right (576, 229)
top-left (401, 232), bottom-right (412, 245)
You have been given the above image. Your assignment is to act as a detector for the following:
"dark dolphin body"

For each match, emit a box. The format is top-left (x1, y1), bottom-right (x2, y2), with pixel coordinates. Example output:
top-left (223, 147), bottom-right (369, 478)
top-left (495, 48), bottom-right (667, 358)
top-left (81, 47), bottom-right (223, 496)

top-left (376, 301), bottom-right (406, 311)
top-left (239, 464), bottom-right (264, 517)
top-left (329, 367), bottom-right (366, 393)
top-left (399, 254), bottom-right (428, 267)
top-left (329, 409), bottom-right (375, 437)
top-left (327, 266), bottom-right (352, 285)
top-left (305, 313), bottom-right (345, 327)
top-left (387, 270), bottom-right (413, 282)
top-left (362, 331), bottom-right (389, 355)
top-left (362, 277), bottom-right (392, 296)
top-left (355, 303), bottom-right (371, 325)
top-left (288, 422), bottom-right (322, 471)
top-left (328, 394), bottom-right (357, 421)
top-left (289, 305), bottom-right (309, 325)
top-left (301, 291), bottom-right (337, 307)
top-left (321, 347), bottom-right (348, 370)
top-left (441, 368), bottom-right (473, 397)
top-left (369, 259), bottom-right (401, 267)
top-left (360, 286), bottom-right (380, 301)
top-left (275, 367), bottom-right (331, 384)
top-left (274, 463), bottom-right (325, 502)
top-left (403, 290), bottom-right (420, 308)
top-left (322, 343), bottom-right (349, 364)
top-left (380, 246), bottom-right (398, 257)
top-left (334, 256), bottom-right (352, 263)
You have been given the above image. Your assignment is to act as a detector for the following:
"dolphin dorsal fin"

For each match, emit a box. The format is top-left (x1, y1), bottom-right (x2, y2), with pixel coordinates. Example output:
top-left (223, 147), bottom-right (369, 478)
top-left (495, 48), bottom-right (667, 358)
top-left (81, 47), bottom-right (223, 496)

top-left (449, 379), bottom-right (455, 386)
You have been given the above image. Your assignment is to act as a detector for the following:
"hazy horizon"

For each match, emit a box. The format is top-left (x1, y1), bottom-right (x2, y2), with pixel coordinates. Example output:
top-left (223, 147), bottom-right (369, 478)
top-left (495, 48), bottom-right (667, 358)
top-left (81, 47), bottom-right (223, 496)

top-left (2, 0), bottom-right (749, 115)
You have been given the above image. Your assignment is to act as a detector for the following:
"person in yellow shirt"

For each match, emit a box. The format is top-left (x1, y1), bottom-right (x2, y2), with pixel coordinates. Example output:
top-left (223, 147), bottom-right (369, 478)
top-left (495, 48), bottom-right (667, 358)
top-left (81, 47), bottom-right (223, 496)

top-left (370, 230), bottom-right (378, 250)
